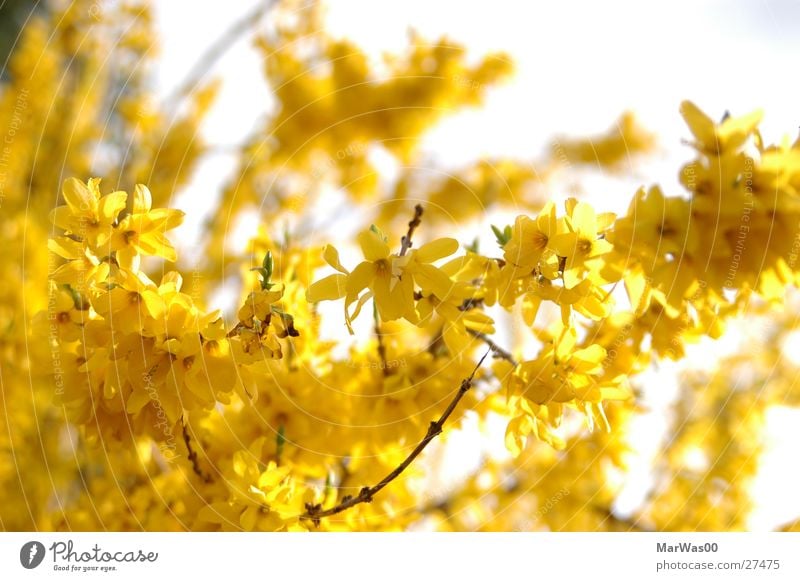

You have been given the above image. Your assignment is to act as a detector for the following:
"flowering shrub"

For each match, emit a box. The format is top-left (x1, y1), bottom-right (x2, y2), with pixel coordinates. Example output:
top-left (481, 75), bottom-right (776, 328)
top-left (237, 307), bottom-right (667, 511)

top-left (2, 0), bottom-right (799, 532)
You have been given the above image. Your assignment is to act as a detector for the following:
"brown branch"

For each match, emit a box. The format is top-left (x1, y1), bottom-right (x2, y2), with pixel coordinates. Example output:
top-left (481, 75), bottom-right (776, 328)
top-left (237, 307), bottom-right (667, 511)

top-left (467, 329), bottom-right (518, 367)
top-left (182, 420), bottom-right (212, 483)
top-left (399, 204), bottom-right (424, 256)
top-left (301, 348), bottom-right (491, 525)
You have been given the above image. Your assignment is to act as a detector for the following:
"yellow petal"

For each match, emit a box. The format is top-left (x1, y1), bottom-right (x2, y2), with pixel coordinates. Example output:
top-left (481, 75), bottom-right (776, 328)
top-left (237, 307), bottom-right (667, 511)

top-left (548, 232), bottom-right (577, 257)
top-left (141, 290), bottom-right (166, 320)
top-left (357, 229), bottom-right (390, 261)
top-left (126, 388), bottom-right (152, 414)
top-left (522, 294), bottom-right (542, 326)
top-left (49, 206), bottom-right (75, 231)
top-left (571, 344), bottom-right (606, 372)
top-left (373, 270), bottom-right (402, 321)
top-left (555, 327), bottom-right (577, 361)
top-left (233, 450), bottom-right (252, 478)
top-left (392, 275), bottom-right (418, 323)
top-left (48, 236), bottom-right (83, 259)
top-left (505, 415), bottom-right (529, 457)
top-left (719, 108), bottom-right (763, 151)
top-left (323, 244), bottom-right (348, 273)
top-left (570, 202), bottom-right (596, 236)
top-left (345, 290), bottom-right (373, 333)
top-left (536, 202), bottom-right (558, 237)
top-left (98, 191), bottom-right (128, 223)
top-left (443, 323), bottom-right (471, 356)
top-left (346, 261), bottom-right (376, 296)
top-left (306, 274), bottom-right (347, 302)
top-left (240, 506), bottom-right (258, 531)
top-left (116, 246), bottom-right (139, 271)
top-left (414, 263), bottom-right (455, 299)
top-left (415, 238), bottom-right (458, 263)
top-left (680, 101), bottom-right (716, 149)
top-left (62, 178), bottom-right (95, 212)
top-left (133, 184), bottom-right (153, 213)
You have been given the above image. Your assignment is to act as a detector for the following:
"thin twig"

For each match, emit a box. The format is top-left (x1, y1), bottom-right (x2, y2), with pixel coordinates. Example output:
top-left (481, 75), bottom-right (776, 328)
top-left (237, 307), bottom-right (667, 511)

top-left (165, 1), bottom-right (274, 108)
top-left (467, 329), bottom-right (518, 366)
top-left (399, 204), bottom-right (424, 256)
top-left (301, 348), bottom-right (492, 524)
top-left (182, 421), bottom-right (212, 483)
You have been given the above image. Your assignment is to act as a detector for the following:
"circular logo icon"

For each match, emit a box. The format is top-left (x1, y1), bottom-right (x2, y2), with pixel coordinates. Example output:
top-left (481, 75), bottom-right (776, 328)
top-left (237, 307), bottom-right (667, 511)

top-left (20, 541), bottom-right (46, 569)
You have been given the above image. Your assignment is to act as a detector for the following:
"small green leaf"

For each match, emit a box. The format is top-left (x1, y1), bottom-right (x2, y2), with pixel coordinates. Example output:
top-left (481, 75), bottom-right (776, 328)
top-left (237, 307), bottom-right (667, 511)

top-left (369, 224), bottom-right (388, 242)
top-left (491, 224), bottom-right (513, 247)
top-left (252, 251), bottom-right (275, 290)
top-left (262, 250), bottom-right (273, 276)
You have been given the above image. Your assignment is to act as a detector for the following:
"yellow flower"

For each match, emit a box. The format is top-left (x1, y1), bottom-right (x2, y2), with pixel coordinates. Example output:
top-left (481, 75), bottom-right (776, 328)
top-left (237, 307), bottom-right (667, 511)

top-left (307, 230), bottom-right (412, 331)
top-left (400, 237), bottom-right (460, 300)
top-left (111, 184), bottom-right (184, 270)
top-left (503, 326), bottom-right (628, 455)
top-left (198, 439), bottom-right (310, 531)
top-left (503, 202), bottom-right (559, 276)
top-left (49, 178), bottom-right (127, 250)
top-left (42, 285), bottom-right (88, 342)
top-left (344, 230), bottom-right (411, 326)
top-left (237, 287), bottom-right (284, 325)
top-left (416, 289), bottom-right (494, 355)
top-left (554, 111), bottom-right (655, 169)
top-left (549, 200), bottom-right (614, 288)
top-left (680, 100), bottom-right (762, 155)
top-left (523, 277), bottom-right (612, 326)
top-left (48, 236), bottom-right (110, 291)
top-left (306, 233), bottom-right (462, 333)
top-left (612, 186), bottom-right (695, 262)
top-left (91, 269), bottom-right (165, 336)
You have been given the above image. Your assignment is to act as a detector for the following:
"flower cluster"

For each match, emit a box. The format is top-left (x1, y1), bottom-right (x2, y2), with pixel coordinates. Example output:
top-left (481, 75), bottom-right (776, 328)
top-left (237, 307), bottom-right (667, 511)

top-left (46, 178), bottom-right (297, 446)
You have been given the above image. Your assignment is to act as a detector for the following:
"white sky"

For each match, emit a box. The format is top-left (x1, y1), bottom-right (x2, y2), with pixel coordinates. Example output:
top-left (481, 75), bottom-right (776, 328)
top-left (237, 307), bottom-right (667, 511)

top-left (153, 0), bottom-right (800, 531)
